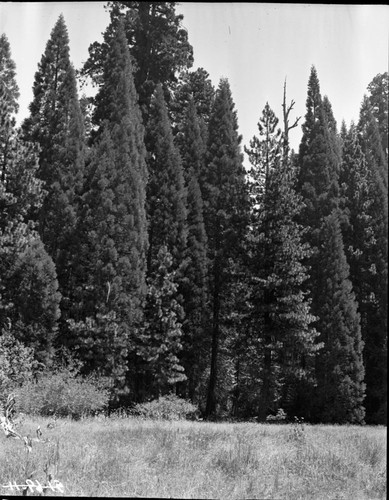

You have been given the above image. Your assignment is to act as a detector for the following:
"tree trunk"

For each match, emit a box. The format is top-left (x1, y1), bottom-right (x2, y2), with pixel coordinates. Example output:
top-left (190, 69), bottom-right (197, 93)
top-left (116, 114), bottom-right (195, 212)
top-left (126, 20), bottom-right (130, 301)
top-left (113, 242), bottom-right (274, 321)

top-left (205, 256), bottom-right (221, 418)
top-left (258, 295), bottom-right (272, 421)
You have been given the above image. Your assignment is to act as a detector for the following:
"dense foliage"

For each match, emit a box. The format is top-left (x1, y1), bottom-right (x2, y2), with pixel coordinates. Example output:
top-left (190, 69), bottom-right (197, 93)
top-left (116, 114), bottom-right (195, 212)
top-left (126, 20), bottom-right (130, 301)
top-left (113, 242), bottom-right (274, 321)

top-left (15, 366), bottom-right (110, 418)
top-left (0, 3), bottom-right (387, 424)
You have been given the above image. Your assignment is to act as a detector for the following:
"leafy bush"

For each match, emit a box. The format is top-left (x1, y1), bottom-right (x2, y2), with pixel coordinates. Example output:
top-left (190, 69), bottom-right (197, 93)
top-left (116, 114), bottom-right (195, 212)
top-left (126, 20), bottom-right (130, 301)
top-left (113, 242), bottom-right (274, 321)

top-left (266, 408), bottom-right (287, 423)
top-left (0, 331), bottom-right (36, 402)
top-left (132, 394), bottom-right (199, 420)
top-left (14, 367), bottom-right (109, 419)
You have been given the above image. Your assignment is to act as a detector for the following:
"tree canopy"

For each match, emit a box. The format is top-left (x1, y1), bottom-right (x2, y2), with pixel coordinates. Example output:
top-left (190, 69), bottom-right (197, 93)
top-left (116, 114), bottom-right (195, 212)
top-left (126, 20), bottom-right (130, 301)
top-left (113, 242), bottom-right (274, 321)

top-left (0, 3), bottom-right (386, 424)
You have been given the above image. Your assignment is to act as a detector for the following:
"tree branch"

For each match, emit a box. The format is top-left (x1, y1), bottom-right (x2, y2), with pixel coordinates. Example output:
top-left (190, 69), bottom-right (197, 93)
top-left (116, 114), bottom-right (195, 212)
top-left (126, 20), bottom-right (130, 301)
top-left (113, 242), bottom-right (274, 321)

top-left (282, 78), bottom-right (301, 158)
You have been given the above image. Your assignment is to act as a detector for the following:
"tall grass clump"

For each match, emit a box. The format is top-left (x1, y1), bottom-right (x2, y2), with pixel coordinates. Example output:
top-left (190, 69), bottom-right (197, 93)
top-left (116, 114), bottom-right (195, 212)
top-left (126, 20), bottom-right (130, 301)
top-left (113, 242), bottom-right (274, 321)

top-left (14, 367), bottom-right (109, 419)
top-left (132, 394), bottom-right (199, 420)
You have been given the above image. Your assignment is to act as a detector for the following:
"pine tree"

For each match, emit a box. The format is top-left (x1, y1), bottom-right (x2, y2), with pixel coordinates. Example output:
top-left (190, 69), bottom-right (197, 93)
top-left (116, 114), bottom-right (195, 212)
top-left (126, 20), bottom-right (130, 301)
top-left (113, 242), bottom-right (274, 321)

top-left (0, 34), bottom-right (19, 115)
top-left (313, 212), bottom-right (365, 423)
top-left (245, 102), bottom-right (319, 421)
top-left (70, 20), bottom-right (148, 399)
top-left (0, 85), bottom-right (60, 366)
top-left (202, 78), bottom-right (249, 417)
top-left (356, 96), bottom-right (388, 424)
top-left (21, 15), bottom-right (86, 334)
top-left (145, 83), bottom-right (187, 276)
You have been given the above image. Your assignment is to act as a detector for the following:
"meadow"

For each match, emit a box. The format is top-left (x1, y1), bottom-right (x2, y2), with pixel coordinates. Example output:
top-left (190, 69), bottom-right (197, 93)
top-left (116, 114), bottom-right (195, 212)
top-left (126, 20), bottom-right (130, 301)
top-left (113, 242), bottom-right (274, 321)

top-left (0, 414), bottom-right (386, 499)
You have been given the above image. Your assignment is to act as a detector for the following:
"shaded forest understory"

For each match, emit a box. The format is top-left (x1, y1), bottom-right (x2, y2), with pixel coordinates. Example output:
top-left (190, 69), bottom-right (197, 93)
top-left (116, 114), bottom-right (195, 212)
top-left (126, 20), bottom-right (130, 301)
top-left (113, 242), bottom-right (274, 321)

top-left (0, 2), bottom-right (387, 424)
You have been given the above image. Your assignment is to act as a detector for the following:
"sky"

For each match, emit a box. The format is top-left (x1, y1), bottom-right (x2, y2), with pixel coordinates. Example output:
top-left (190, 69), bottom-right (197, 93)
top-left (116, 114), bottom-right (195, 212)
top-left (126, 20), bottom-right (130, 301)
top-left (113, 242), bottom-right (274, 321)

top-left (0, 2), bottom-right (388, 155)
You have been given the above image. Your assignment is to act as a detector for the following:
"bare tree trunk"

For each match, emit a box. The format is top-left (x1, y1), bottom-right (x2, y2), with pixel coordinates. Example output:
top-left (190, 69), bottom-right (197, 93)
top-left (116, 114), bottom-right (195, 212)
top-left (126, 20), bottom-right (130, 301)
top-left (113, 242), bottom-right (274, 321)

top-left (282, 78), bottom-right (301, 160)
top-left (258, 290), bottom-right (272, 421)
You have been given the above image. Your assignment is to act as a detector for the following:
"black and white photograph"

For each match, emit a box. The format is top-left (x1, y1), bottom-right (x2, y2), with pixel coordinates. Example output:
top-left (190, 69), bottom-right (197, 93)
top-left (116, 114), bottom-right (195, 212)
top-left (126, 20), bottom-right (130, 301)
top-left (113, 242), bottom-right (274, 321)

top-left (0, 2), bottom-right (387, 498)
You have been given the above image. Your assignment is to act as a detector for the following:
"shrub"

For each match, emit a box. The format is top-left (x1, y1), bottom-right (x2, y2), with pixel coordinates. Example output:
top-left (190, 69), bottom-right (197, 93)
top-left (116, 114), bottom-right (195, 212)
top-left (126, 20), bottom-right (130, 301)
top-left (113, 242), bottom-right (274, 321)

top-left (132, 394), bottom-right (199, 420)
top-left (14, 367), bottom-right (109, 419)
top-left (266, 408), bottom-right (287, 423)
top-left (0, 331), bottom-right (36, 403)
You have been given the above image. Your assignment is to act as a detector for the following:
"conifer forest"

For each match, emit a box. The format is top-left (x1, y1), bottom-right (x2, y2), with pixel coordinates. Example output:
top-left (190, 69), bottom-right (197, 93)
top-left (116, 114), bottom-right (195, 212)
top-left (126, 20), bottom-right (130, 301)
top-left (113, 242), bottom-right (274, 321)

top-left (0, 2), bottom-right (387, 425)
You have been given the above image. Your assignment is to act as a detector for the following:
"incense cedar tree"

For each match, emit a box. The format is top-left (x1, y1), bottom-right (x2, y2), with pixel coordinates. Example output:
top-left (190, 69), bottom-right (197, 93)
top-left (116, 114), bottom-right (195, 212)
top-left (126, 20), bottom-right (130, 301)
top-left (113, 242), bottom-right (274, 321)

top-left (137, 246), bottom-right (186, 399)
top-left (356, 96), bottom-right (388, 424)
top-left (313, 212), bottom-right (365, 424)
top-left (202, 78), bottom-right (249, 418)
top-left (68, 21), bottom-right (148, 399)
top-left (174, 96), bottom-right (210, 403)
top-left (21, 15), bottom-right (86, 337)
top-left (145, 83), bottom-right (187, 276)
top-left (0, 84), bottom-right (60, 366)
top-left (297, 67), bottom-right (366, 422)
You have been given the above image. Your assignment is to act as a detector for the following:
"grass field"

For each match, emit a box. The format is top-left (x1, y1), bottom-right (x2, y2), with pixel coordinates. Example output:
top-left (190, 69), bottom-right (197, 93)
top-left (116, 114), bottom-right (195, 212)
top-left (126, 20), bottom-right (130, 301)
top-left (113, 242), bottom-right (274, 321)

top-left (0, 415), bottom-right (386, 499)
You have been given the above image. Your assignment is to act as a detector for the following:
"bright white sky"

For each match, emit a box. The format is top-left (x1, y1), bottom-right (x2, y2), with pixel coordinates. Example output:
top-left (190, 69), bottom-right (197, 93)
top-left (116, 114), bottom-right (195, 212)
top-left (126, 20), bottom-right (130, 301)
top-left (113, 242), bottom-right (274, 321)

top-left (1, 2), bottom-right (388, 154)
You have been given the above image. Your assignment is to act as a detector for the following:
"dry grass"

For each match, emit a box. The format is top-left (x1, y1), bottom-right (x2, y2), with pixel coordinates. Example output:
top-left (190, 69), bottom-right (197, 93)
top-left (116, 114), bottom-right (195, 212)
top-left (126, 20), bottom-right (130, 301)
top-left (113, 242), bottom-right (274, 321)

top-left (0, 414), bottom-right (386, 498)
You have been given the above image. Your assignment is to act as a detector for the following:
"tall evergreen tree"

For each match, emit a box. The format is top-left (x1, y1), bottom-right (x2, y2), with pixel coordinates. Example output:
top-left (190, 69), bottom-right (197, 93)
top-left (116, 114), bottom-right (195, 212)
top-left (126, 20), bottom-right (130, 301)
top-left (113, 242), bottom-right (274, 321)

top-left (0, 34), bottom-right (19, 115)
top-left (313, 212), bottom-right (365, 424)
top-left (145, 83), bottom-right (187, 276)
top-left (137, 83), bottom-right (188, 399)
top-left (175, 96), bottom-right (209, 403)
top-left (358, 95), bottom-right (388, 182)
top-left (0, 85), bottom-right (60, 366)
top-left (70, 21), bottom-right (148, 399)
top-left (137, 246), bottom-right (186, 399)
top-left (176, 96), bottom-right (206, 179)
top-left (21, 15), bottom-right (86, 334)
top-left (297, 67), bottom-right (342, 313)
top-left (297, 68), bottom-right (340, 232)
top-left (82, 1), bottom-right (194, 122)
top-left (340, 122), bottom-right (371, 316)
top-left (172, 67), bottom-right (215, 145)
top-left (356, 96), bottom-right (388, 424)
top-left (178, 68), bottom-right (215, 122)
top-left (202, 78), bottom-right (249, 418)
top-left (297, 67), bottom-right (366, 422)
top-left (367, 72), bottom-right (388, 158)
top-left (245, 102), bottom-right (319, 421)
